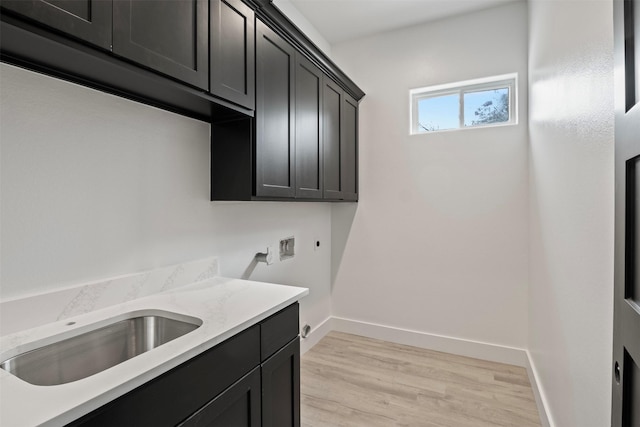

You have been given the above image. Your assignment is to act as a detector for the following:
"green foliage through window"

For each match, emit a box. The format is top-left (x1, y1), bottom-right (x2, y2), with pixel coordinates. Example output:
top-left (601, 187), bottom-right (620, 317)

top-left (466, 89), bottom-right (509, 126)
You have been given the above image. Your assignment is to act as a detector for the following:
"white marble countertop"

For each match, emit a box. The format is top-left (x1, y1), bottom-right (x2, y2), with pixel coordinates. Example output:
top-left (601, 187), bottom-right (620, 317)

top-left (0, 276), bottom-right (309, 427)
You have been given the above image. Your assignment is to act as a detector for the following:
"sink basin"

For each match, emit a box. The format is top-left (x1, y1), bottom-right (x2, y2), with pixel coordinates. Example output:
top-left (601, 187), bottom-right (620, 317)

top-left (0, 312), bottom-right (202, 386)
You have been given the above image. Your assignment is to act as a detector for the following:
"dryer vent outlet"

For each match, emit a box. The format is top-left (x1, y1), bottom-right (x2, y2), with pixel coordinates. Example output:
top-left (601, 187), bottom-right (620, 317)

top-left (301, 324), bottom-right (311, 339)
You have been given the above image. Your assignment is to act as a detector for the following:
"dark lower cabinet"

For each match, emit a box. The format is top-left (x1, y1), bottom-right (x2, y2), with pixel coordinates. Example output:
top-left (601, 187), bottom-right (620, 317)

top-left (261, 303), bottom-right (299, 360)
top-left (210, 0), bottom-right (255, 110)
top-left (66, 304), bottom-right (300, 427)
top-left (255, 19), bottom-right (296, 198)
top-left (1, 0), bottom-right (112, 50)
top-left (261, 338), bottom-right (301, 427)
top-left (112, 0), bottom-right (209, 90)
top-left (67, 325), bottom-right (261, 427)
top-left (179, 368), bottom-right (261, 427)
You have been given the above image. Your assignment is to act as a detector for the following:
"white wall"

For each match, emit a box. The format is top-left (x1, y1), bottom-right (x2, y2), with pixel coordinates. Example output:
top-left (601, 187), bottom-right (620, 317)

top-left (330, 2), bottom-right (529, 353)
top-left (0, 63), bottom-right (331, 347)
top-left (273, 0), bottom-right (332, 57)
top-left (527, 0), bottom-right (614, 426)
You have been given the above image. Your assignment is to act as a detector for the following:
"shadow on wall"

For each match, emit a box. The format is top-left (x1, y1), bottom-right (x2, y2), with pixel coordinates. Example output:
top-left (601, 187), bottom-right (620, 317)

top-left (331, 203), bottom-right (358, 288)
top-left (241, 247), bottom-right (273, 279)
top-left (241, 257), bottom-right (260, 280)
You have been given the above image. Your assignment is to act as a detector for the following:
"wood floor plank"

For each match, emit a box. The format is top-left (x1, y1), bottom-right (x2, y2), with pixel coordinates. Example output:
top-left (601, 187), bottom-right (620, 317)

top-left (301, 331), bottom-right (541, 427)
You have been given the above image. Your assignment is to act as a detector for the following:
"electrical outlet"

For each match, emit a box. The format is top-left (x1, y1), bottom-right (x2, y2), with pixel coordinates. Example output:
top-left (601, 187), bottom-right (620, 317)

top-left (280, 237), bottom-right (295, 260)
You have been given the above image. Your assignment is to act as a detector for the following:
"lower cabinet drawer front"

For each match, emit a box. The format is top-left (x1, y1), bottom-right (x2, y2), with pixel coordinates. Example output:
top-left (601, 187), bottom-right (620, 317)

top-left (67, 325), bottom-right (260, 427)
top-left (260, 303), bottom-right (299, 361)
top-left (178, 367), bottom-right (261, 427)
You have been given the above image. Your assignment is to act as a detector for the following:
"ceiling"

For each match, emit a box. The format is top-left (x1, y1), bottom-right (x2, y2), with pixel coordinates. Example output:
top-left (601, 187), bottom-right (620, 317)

top-left (288, 0), bottom-right (520, 45)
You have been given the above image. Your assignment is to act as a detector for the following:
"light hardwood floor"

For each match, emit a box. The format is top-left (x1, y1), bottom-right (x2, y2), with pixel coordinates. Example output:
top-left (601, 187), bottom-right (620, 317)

top-left (300, 332), bottom-right (541, 427)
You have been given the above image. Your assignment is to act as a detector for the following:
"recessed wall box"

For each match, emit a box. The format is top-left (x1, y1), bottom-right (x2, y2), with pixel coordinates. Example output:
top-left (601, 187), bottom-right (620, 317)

top-left (280, 237), bottom-right (295, 261)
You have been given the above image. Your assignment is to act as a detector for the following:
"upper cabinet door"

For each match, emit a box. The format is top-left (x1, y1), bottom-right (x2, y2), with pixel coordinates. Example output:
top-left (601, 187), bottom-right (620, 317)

top-left (1, 0), bottom-right (112, 50)
top-left (210, 0), bottom-right (255, 110)
top-left (340, 93), bottom-right (358, 201)
top-left (255, 20), bottom-right (296, 199)
top-left (322, 77), bottom-right (359, 201)
top-left (322, 77), bottom-right (342, 200)
top-left (112, 0), bottom-right (208, 90)
top-left (295, 55), bottom-right (323, 199)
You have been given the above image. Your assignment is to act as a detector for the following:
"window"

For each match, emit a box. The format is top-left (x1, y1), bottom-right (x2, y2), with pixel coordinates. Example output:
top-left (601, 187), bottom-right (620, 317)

top-left (410, 74), bottom-right (517, 134)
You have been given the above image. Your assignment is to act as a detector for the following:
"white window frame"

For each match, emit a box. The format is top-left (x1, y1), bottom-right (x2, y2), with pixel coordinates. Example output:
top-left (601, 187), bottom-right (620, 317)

top-left (410, 73), bottom-right (518, 135)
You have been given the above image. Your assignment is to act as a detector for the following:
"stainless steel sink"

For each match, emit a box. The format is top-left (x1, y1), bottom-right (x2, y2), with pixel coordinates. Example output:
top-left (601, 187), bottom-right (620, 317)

top-left (0, 312), bottom-right (202, 386)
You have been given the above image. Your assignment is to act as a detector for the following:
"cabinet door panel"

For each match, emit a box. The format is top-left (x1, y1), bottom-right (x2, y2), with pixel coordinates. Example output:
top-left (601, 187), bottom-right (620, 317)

top-left (256, 20), bottom-right (295, 198)
top-left (1, 0), bottom-right (112, 49)
top-left (113, 0), bottom-right (208, 89)
top-left (295, 55), bottom-right (323, 199)
top-left (322, 77), bottom-right (342, 199)
top-left (211, 0), bottom-right (255, 109)
top-left (262, 338), bottom-right (300, 427)
top-left (341, 94), bottom-right (358, 201)
top-left (179, 368), bottom-right (261, 427)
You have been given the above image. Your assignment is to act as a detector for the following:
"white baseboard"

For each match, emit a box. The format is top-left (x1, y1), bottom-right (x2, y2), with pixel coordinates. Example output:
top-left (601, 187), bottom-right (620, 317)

top-left (300, 316), bottom-right (333, 355)
top-left (525, 351), bottom-right (554, 427)
top-left (331, 316), bottom-right (528, 367)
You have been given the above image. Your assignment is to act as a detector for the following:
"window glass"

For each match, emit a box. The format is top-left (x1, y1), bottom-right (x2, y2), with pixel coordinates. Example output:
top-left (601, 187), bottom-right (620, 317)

top-left (410, 74), bottom-right (516, 134)
top-left (417, 93), bottom-right (459, 132)
top-left (463, 88), bottom-right (510, 127)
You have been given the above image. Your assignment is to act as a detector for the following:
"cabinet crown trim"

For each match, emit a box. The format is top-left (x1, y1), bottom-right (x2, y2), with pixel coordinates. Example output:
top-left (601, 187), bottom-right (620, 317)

top-left (249, 0), bottom-right (365, 101)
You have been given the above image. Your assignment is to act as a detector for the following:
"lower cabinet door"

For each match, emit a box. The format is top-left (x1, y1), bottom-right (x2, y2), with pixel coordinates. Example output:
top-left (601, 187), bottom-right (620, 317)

top-left (179, 367), bottom-right (262, 427)
top-left (261, 338), bottom-right (300, 427)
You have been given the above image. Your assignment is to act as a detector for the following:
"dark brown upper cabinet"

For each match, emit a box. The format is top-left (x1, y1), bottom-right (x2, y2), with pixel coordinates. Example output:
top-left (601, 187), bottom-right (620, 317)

top-left (341, 93), bottom-right (358, 201)
top-left (1, 0), bottom-right (364, 124)
top-left (295, 55), bottom-right (323, 199)
top-left (322, 77), bottom-right (343, 200)
top-left (210, 0), bottom-right (255, 110)
top-left (323, 77), bottom-right (358, 201)
top-left (210, 20), bottom-right (359, 203)
top-left (255, 19), bottom-right (296, 198)
top-left (1, 0), bottom-right (112, 50)
top-left (0, 0), bottom-right (362, 203)
top-left (112, 0), bottom-right (209, 90)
